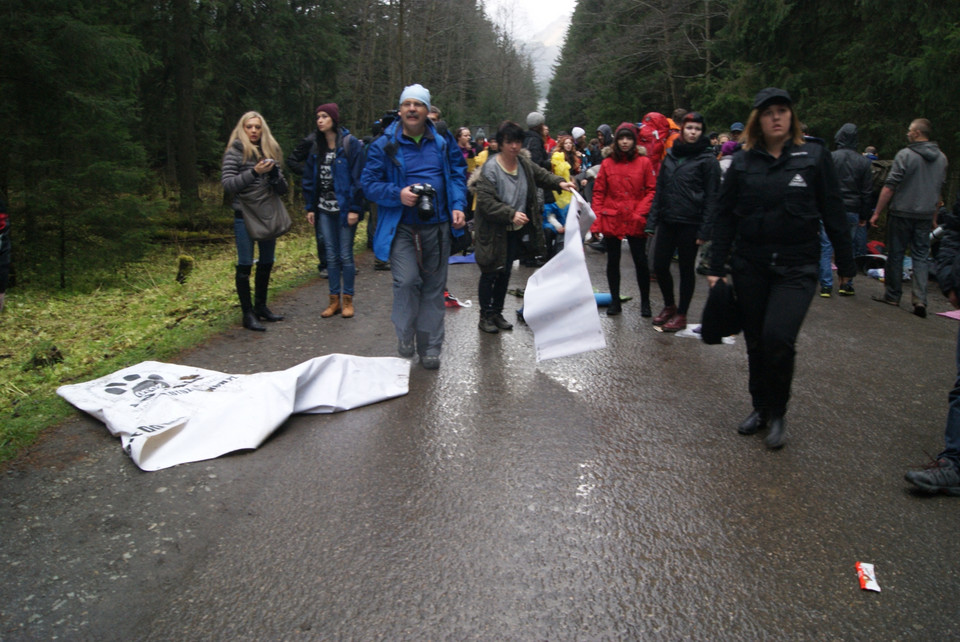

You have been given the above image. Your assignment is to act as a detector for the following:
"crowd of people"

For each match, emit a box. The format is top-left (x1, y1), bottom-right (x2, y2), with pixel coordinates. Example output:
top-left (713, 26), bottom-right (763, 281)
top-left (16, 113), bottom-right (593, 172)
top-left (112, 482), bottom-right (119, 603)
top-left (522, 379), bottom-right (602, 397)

top-left (219, 84), bottom-right (959, 494)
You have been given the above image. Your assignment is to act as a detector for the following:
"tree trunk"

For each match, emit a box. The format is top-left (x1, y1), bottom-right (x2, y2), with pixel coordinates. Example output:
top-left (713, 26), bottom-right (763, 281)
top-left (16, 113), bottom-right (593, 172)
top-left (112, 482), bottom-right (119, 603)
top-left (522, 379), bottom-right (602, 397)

top-left (173, 0), bottom-right (200, 212)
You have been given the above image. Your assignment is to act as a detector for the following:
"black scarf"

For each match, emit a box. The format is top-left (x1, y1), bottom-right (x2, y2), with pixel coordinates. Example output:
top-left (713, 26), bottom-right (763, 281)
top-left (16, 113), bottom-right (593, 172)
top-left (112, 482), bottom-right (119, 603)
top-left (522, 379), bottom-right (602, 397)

top-left (671, 136), bottom-right (710, 158)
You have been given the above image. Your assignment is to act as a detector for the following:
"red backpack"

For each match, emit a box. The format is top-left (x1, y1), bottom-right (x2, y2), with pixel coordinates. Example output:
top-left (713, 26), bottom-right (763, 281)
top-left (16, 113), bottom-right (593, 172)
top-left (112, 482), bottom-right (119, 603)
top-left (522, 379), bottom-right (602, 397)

top-left (638, 112), bottom-right (671, 172)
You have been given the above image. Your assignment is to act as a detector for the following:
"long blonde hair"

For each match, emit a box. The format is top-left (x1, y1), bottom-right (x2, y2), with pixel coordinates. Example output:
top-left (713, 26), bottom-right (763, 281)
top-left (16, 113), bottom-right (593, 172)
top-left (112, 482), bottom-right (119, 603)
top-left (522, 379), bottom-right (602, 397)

top-left (225, 111), bottom-right (284, 164)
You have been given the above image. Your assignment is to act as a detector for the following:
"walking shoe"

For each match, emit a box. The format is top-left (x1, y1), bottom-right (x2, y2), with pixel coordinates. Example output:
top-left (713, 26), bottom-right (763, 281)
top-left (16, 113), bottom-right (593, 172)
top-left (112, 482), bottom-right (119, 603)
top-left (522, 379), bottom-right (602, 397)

top-left (905, 459), bottom-right (960, 495)
top-left (820, 285), bottom-right (832, 298)
top-left (838, 281), bottom-right (855, 296)
top-left (764, 416), bottom-right (786, 449)
top-left (913, 304), bottom-right (927, 318)
top-left (738, 410), bottom-right (767, 435)
top-left (492, 313), bottom-right (514, 331)
top-left (398, 339), bottom-right (415, 358)
top-left (374, 259), bottom-right (391, 271)
top-left (478, 312), bottom-right (499, 334)
top-left (652, 305), bottom-right (677, 326)
top-left (516, 308), bottom-right (526, 324)
top-left (872, 294), bottom-right (899, 306)
top-left (661, 313), bottom-right (687, 332)
top-left (421, 355), bottom-right (440, 370)
top-left (606, 300), bottom-right (622, 316)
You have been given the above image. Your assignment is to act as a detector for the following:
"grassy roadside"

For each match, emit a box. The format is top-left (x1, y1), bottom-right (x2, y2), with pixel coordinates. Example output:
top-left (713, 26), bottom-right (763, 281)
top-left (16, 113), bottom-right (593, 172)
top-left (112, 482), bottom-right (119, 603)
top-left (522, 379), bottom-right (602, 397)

top-left (1, 223), bottom-right (368, 463)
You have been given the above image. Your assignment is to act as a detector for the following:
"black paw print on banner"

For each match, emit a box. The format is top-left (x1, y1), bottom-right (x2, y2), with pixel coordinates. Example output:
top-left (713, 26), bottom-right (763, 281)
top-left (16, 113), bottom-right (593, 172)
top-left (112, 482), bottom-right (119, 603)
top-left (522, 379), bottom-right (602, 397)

top-left (104, 373), bottom-right (170, 399)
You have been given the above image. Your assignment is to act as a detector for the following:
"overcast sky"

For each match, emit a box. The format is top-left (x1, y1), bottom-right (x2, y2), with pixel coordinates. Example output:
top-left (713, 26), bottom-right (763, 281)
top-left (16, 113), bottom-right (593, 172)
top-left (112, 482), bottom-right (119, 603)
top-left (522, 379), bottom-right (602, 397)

top-left (483, 0), bottom-right (577, 35)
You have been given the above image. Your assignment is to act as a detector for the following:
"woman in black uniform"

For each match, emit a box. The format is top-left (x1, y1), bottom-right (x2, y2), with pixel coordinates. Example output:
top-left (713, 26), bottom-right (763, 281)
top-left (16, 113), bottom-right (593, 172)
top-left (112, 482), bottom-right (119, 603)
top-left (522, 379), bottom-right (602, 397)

top-left (707, 88), bottom-right (855, 449)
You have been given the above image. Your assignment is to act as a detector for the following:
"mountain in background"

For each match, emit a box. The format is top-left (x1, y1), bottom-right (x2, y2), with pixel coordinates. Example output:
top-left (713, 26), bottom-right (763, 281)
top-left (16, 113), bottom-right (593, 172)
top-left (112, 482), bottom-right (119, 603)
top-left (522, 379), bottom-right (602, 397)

top-left (518, 13), bottom-right (571, 109)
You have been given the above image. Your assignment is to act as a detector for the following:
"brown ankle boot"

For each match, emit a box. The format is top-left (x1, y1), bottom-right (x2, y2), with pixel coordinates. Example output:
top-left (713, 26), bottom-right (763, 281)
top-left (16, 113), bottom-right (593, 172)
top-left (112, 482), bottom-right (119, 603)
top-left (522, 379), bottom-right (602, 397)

top-left (341, 294), bottom-right (354, 318)
top-left (321, 294), bottom-right (341, 318)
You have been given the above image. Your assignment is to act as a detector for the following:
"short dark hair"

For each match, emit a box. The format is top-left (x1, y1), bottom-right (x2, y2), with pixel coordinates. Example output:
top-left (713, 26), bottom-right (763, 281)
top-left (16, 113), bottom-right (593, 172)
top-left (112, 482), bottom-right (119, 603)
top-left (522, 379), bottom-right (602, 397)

top-left (912, 118), bottom-right (933, 139)
top-left (496, 120), bottom-right (525, 146)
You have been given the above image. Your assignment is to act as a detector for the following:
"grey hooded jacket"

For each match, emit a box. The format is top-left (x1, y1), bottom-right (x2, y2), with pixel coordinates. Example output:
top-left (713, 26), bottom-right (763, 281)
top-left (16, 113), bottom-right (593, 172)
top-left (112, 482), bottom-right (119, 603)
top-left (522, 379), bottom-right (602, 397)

top-left (885, 140), bottom-right (947, 219)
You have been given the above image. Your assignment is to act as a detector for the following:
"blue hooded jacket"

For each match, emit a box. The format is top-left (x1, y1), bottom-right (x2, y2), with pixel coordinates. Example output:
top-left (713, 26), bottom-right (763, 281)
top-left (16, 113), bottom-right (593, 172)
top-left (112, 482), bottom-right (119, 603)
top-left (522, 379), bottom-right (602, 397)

top-left (302, 127), bottom-right (365, 227)
top-left (360, 119), bottom-right (467, 261)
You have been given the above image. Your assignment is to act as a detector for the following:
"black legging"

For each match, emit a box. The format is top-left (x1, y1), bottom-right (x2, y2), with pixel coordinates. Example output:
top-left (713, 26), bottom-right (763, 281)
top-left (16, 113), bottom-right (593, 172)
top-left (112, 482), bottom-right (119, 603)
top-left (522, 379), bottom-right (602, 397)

top-left (653, 222), bottom-right (700, 314)
top-left (478, 229), bottom-right (522, 314)
top-left (604, 235), bottom-right (649, 303)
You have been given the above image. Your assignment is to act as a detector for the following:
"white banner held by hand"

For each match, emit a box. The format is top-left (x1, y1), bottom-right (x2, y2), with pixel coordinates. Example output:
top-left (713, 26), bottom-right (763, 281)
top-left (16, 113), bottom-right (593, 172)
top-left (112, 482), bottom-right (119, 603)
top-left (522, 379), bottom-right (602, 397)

top-left (523, 190), bottom-right (605, 361)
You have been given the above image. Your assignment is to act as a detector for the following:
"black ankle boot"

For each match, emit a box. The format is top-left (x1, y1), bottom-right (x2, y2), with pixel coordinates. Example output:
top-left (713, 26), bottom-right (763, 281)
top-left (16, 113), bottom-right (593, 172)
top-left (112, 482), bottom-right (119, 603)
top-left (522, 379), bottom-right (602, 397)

top-left (738, 410), bottom-right (767, 435)
top-left (243, 309), bottom-right (265, 331)
top-left (764, 416), bottom-right (786, 449)
top-left (607, 299), bottom-right (622, 316)
top-left (254, 262), bottom-right (284, 321)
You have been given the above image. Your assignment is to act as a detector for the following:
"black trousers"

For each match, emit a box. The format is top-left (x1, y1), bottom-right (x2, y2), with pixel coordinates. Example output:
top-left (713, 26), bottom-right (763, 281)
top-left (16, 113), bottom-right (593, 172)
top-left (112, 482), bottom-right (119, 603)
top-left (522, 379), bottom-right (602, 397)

top-left (478, 230), bottom-right (522, 314)
top-left (653, 221), bottom-right (699, 314)
top-left (731, 257), bottom-right (817, 417)
top-left (604, 235), bottom-right (649, 303)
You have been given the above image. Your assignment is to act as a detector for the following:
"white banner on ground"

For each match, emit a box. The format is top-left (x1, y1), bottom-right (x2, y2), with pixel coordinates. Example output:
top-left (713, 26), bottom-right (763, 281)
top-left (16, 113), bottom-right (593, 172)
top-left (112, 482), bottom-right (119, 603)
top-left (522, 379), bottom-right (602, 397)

top-left (57, 354), bottom-right (411, 471)
top-left (524, 190), bottom-right (606, 361)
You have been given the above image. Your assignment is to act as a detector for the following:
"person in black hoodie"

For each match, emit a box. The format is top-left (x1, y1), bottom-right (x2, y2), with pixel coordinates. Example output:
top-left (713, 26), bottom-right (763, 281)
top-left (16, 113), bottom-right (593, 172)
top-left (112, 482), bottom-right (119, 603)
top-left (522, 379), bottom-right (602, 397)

top-left (707, 88), bottom-right (855, 449)
top-left (905, 191), bottom-right (960, 495)
top-left (645, 112), bottom-right (721, 331)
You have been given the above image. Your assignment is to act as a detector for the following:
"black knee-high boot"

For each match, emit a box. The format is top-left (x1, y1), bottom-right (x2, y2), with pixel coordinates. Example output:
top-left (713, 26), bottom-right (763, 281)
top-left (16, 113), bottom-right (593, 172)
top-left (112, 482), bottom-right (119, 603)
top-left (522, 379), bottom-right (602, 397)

top-left (236, 265), bottom-right (265, 331)
top-left (254, 262), bottom-right (283, 321)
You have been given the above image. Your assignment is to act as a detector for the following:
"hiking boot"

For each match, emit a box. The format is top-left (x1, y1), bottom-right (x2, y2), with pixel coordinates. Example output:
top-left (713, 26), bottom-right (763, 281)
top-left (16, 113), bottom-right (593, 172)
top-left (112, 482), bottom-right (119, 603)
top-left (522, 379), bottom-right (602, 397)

top-left (421, 355), bottom-right (440, 370)
top-left (738, 410), bottom-right (767, 435)
top-left (661, 313), bottom-right (687, 332)
top-left (398, 339), bottom-right (415, 358)
top-left (764, 416), bottom-right (786, 449)
top-left (905, 459), bottom-right (960, 495)
top-left (492, 313), bottom-right (514, 331)
top-left (321, 294), bottom-right (341, 318)
top-left (374, 259), bottom-right (391, 271)
top-left (606, 300), bottom-right (622, 316)
top-left (838, 281), bottom-right (855, 296)
top-left (653, 305), bottom-right (677, 326)
top-left (820, 285), bottom-right (832, 298)
top-left (478, 312), bottom-right (500, 334)
top-left (913, 304), bottom-right (927, 318)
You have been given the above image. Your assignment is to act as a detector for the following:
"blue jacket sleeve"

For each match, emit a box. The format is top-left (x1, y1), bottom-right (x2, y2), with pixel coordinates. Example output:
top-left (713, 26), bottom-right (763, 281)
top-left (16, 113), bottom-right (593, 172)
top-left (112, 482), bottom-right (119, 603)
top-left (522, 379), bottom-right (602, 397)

top-left (445, 136), bottom-right (467, 212)
top-left (360, 139), bottom-right (403, 207)
top-left (347, 136), bottom-right (365, 215)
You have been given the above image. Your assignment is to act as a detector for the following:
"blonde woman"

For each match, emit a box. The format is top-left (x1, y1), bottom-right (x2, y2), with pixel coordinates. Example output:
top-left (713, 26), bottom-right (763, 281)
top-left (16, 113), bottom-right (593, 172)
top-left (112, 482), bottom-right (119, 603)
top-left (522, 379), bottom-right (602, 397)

top-left (221, 111), bottom-right (288, 331)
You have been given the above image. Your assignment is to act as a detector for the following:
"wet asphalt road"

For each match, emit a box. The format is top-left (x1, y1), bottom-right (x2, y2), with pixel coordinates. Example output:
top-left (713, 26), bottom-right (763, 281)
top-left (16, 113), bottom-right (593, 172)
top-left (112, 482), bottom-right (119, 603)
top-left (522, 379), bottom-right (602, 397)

top-left (2, 244), bottom-right (959, 640)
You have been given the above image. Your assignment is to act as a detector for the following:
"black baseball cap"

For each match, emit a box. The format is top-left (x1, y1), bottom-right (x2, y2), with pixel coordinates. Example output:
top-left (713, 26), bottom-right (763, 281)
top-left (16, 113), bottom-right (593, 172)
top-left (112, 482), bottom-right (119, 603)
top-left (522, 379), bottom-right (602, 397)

top-left (753, 87), bottom-right (792, 110)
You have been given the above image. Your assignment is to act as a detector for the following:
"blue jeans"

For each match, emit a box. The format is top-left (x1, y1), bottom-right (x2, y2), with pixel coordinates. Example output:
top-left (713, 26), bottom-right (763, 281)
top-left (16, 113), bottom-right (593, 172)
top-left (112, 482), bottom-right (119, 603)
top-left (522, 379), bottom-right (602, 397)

top-left (885, 213), bottom-right (931, 307)
top-left (941, 323), bottom-right (960, 468)
top-left (234, 217), bottom-right (276, 266)
top-left (390, 223), bottom-right (450, 358)
top-left (318, 212), bottom-right (357, 295)
top-left (819, 223), bottom-right (833, 289)
top-left (852, 214), bottom-right (868, 258)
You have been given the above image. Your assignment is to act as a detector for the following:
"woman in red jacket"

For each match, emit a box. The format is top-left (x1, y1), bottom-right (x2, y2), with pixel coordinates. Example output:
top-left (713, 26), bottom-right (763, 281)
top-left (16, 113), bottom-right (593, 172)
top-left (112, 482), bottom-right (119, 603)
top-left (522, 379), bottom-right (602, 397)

top-left (591, 122), bottom-right (657, 316)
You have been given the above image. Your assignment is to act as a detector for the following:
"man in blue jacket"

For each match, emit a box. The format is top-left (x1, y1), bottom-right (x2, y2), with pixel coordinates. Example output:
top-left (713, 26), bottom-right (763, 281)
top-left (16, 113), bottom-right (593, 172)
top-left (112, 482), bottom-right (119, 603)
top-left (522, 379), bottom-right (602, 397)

top-left (361, 84), bottom-right (466, 370)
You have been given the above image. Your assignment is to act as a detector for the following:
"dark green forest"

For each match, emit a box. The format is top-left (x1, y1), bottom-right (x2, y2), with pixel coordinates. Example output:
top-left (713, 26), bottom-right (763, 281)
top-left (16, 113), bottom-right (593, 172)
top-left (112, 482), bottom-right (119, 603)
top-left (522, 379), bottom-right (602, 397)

top-left (3, 0), bottom-right (960, 291)
top-left (547, 0), bottom-right (960, 180)
top-left (0, 0), bottom-right (538, 289)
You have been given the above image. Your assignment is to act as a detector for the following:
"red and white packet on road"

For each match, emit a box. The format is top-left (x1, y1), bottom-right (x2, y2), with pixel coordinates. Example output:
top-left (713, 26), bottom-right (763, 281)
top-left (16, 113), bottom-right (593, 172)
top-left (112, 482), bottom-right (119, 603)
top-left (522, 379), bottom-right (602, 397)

top-left (856, 562), bottom-right (881, 592)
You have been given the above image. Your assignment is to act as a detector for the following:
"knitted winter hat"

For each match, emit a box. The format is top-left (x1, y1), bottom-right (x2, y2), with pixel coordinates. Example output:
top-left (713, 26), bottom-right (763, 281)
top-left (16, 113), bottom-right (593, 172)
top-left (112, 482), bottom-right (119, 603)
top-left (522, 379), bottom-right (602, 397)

top-left (316, 103), bottom-right (340, 125)
top-left (526, 111), bottom-right (545, 128)
top-left (399, 84), bottom-right (431, 110)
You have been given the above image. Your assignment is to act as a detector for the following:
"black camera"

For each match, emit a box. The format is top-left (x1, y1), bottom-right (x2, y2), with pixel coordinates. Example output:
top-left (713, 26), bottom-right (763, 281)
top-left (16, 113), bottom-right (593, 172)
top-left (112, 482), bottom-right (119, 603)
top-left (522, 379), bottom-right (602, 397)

top-left (409, 183), bottom-right (437, 220)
